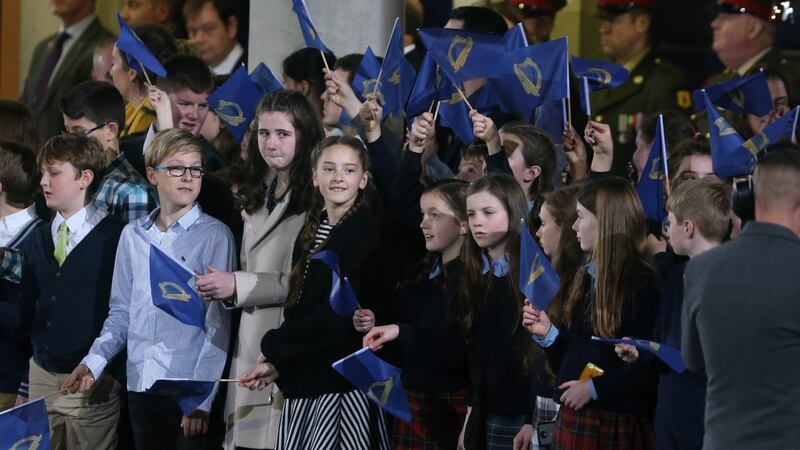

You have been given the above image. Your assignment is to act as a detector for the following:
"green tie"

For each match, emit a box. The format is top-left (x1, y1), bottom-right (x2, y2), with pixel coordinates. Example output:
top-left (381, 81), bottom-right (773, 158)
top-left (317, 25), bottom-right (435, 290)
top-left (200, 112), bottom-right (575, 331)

top-left (54, 222), bottom-right (69, 266)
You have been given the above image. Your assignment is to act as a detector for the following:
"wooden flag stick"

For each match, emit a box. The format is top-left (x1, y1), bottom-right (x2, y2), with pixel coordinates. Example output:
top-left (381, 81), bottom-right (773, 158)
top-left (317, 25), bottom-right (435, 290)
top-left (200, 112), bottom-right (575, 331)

top-left (139, 61), bottom-right (153, 86)
top-left (218, 378), bottom-right (240, 383)
top-left (453, 83), bottom-right (474, 112)
top-left (433, 101), bottom-right (441, 122)
top-left (427, 99), bottom-right (436, 114)
top-left (320, 49), bottom-right (331, 73)
top-left (42, 388), bottom-right (69, 399)
top-left (372, 67), bottom-right (383, 97)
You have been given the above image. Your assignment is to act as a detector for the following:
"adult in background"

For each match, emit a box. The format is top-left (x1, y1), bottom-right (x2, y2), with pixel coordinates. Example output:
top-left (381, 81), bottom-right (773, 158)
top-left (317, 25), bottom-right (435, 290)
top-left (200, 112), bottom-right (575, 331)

top-left (184, 0), bottom-right (244, 76)
top-left (682, 144), bottom-right (800, 450)
top-left (120, 0), bottom-right (188, 39)
top-left (20, 0), bottom-right (113, 144)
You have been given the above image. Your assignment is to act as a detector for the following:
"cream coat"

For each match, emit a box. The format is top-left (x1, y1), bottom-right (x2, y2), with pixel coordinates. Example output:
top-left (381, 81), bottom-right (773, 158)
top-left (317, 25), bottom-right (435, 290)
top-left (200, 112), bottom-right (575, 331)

top-left (222, 191), bottom-right (306, 450)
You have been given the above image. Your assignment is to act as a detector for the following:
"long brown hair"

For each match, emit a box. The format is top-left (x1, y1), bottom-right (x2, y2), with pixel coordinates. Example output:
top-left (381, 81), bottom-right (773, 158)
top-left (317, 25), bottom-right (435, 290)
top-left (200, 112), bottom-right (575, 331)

top-left (499, 122), bottom-right (556, 206)
top-left (564, 177), bottom-right (655, 337)
top-left (414, 179), bottom-right (469, 283)
top-left (285, 136), bottom-right (372, 308)
top-left (540, 184), bottom-right (583, 328)
top-left (460, 173), bottom-right (529, 332)
top-left (231, 90), bottom-right (324, 215)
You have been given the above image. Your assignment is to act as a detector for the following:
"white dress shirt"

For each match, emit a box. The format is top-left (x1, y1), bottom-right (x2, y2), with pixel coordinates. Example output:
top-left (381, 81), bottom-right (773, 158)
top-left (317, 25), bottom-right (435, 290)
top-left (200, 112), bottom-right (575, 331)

top-left (51, 204), bottom-right (107, 258)
top-left (0, 206), bottom-right (37, 246)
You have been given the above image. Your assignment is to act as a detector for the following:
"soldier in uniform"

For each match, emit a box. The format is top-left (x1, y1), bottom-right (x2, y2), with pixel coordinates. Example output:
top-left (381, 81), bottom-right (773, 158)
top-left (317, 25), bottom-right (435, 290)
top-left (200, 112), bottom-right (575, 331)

top-left (504, 0), bottom-right (567, 44)
top-left (590, 0), bottom-right (693, 177)
top-left (705, 0), bottom-right (800, 87)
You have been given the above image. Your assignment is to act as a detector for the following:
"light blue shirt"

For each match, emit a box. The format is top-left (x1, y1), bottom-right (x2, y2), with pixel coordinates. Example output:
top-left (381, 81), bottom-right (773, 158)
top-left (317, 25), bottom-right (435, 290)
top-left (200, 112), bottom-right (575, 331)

top-left (82, 204), bottom-right (234, 412)
top-left (481, 253), bottom-right (510, 277)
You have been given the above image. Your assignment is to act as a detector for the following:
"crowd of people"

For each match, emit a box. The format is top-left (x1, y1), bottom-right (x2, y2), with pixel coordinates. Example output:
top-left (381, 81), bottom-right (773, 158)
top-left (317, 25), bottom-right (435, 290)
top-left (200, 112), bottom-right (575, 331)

top-left (1, 0), bottom-right (800, 450)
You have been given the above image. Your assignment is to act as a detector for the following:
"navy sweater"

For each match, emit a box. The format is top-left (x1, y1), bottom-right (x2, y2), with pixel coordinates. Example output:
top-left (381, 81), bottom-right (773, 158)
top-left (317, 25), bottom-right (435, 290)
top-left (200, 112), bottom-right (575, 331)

top-left (544, 271), bottom-right (661, 415)
top-left (18, 215), bottom-right (124, 374)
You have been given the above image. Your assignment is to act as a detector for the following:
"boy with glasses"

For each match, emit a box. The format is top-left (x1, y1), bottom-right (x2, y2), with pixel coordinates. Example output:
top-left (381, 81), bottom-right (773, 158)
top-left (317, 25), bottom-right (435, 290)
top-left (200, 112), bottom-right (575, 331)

top-left (64, 128), bottom-right (234, 450)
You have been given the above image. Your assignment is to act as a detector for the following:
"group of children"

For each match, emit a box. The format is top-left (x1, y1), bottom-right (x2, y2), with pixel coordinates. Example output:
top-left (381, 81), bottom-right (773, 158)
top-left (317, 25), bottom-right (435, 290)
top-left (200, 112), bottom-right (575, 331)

top-left (0, 8), bottom-right (786, 450)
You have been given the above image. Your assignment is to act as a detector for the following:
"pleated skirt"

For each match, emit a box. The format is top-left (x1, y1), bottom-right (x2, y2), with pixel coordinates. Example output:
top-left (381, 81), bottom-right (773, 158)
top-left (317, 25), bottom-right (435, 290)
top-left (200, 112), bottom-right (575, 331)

top-left (276, 389), bottom-right (391, 450)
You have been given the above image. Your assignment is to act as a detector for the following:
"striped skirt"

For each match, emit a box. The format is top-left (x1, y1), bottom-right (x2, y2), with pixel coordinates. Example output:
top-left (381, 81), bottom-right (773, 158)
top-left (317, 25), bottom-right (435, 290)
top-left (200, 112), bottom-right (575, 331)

top-left (485, 415), bottom-right (526, 450)
top-left (276, 390), bottom-right (390, 450)
top-left (553, 406), bottom-right (656, 450)
top-left (391, 389), bottom-right (468, 450)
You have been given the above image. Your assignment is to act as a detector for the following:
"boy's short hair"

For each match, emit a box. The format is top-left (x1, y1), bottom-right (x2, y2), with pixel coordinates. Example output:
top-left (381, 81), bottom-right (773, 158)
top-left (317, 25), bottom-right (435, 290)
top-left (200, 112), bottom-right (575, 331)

top-left (59, 81), bottom-right (126, 136)
top-left (667, 177), bottom-right (732, 243)
top-left (462, 140), bottom-right (488, 162)
top-left (0, 140), bottom-right (38, 205)
top-left (156, 55), bottom-right (213, 95)
top-left (146, 128), bottom-right (206, 168)
top-left (38, 134), bottom-right (107, 197)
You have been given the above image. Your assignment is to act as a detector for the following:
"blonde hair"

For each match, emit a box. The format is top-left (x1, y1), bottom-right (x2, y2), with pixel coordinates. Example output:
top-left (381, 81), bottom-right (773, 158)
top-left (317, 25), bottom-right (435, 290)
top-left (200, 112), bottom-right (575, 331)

top-left (666, 177), bottom-right (732, 243)
top-left (145, 128), bottom-right (206, 168)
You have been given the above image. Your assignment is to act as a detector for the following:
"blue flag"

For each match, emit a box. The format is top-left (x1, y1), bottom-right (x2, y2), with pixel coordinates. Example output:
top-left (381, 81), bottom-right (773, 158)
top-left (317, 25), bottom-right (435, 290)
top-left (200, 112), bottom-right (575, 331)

top-left (405, 53), bottom-right (449, 119)
top-left (0, 398), bottom-right (52, 449)
top-left (519, 219), bottom-right (559, 310)
top-left (438, 82), bottom-right (475, 145)
top-left (332, 348), bottom-right (412, 422)
top-left (741, 106), bottom-right (800, 157)
top-left (116, 13), bottom-right (167, 78)
top-left (352, 47), bottom-right (382, 102)
top-left (146, 378), bottom-right (216, 416)
top-left (249, 62), bottom-right (284, 95)
top-left (591, 337), bottom-right (687, 373)
top-left (149, 244), bottom-right (205, 329)
top-left (693, 69), bottom-right (772, 116)
top-left (487, 38), bottom-right (570, 122)
top-left (417, 28), bottom-right (507, 84)
top-left (702, 91), bottom-right (752, 178)
top-left (208, 65), bottom-right (262, 143)
top-left (504, 22), bottom-right (528, 50)
top-left (534, 99), bottom-right (568, 145)
top-left (571, 56), bottom-right (628, 116)
top-left (291, 0), bottom-right (331, 53)
top-left (636, 114), bottom-right (669, 224)
top-left (309, 250), bottom-right (360, 317)
top-left (376, 18), bottom-right (416, 119)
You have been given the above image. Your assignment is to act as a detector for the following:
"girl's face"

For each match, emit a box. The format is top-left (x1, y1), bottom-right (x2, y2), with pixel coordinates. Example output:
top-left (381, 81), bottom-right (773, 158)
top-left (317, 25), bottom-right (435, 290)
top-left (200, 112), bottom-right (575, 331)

top-left (536, 202), bottom-right (560, 258)
top-left (258, 112), bottom-right (297, 171)
top-left (420, 192), bottom-right (466, 258)
top-left (467, 191), bottom-right (510, 256)
top-left (572, 201), bottom-right (597, 252)
top-left (501, 132), bottom-right (536, 191)
top-left (109, 46), bottom-right (135, 100)
top-left (313, 144), bottom-right (368, 210)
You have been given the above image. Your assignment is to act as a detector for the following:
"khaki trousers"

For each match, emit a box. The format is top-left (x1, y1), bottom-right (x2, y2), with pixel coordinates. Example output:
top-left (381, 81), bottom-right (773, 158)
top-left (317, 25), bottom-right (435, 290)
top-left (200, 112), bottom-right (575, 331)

top-left (28, 358), bottom-right (121, 450)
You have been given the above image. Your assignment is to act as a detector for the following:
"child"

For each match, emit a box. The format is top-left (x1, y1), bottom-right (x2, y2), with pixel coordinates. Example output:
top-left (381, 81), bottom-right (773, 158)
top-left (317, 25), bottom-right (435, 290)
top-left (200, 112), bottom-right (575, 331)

top-left (458, 173), bottom-right (537, 450)
top-left (194, 89), bottom-right (325, 450)
top-left (363, 180), bottom-right (471, 449)
top-left (667, 138), bottom-right (713, 190)
top-left (60, 80), bottom-right (157, 223)
top-left (19, 134), bottom-right (125, 449)
top-left (239, 136), bottom-right (389, 449)
top-left (617, 177), bottom-right (732, 450)
top-left (0, 141), bottom-right (45, 411)
top-left (63, 128), bottom-right (234, 450)
top-left (523, 176), bottom-right (661, 450)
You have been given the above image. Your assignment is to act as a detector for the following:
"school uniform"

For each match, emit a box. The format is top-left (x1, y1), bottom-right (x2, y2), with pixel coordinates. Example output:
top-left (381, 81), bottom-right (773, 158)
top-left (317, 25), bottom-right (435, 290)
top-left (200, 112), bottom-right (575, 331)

top-left (537, 265), bottom-right (661, 450)
top-left (18, 205), bottom-right (125, 450)
top-left (0, 206), bottom-right (45, 410)
top-left (389, 259), bottom-right (470, 450)
top-left (464, 257), bottom-right (535, 450)
top-left (260, 205), bottom-right (390, 450)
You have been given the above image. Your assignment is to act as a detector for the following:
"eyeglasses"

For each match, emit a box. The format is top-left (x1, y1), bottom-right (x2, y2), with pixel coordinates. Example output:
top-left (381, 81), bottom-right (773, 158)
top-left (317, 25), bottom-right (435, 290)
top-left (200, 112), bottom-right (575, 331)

top-left (63, 121), bottom-right (111, 136)
top-left (154, 165), bottom-right (204, 178)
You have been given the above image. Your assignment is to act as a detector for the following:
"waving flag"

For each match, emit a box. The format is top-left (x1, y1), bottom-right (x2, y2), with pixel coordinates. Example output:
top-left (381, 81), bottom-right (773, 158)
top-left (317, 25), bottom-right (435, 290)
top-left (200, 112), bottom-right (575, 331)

top-left (693, 69), bottom-right (772, 116)
top-left (333, 348), bottom-right (411, 422)
top-left (208, 65), bottom-right (261, 142)
top-left (309, 250), bottom-right (360, 317)
top-left (592, 337), bottom-right (687, 373)
top-left (636, 114), bottom-right (669, 224)
top-left (116, 13), bottom-right (167, 78)
top-left (249, 62), bottom-right (284, 95)
top-left (519, 219), bottom-right (559, 310)
top-left (149, 244), bottom-right (205, 329)
top-left (0, 398), bottom-right (52, 450)
top-left (291, 0), bottom-right (331, 53)
top-left (417, 28), bottom-right (506, 84)
top-left (352, 47), bottom-right (382, 101)
top-left (376, 18), bottom-right (416, 118)
top-left (571, 56), bottom-right (628, 116)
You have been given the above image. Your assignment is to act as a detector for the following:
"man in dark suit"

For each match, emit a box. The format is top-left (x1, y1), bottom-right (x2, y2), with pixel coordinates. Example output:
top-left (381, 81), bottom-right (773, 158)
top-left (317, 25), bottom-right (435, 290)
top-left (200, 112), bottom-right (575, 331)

top-left (682, 144), bottom-right (800, 450)
top-left (590, 0), bottom-right (692, 177)
top-left (183, 0), bottom-right (244, 76)
top-left (20, 0), bottom-right (114, 145)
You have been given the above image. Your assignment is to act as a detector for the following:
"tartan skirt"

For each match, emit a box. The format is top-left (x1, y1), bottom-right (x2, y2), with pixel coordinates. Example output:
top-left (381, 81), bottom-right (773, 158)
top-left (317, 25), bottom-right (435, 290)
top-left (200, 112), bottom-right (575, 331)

top-left (553, 406), bottom-right (656, 450)
top-left (391, 389), bottom-right (468, 450)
